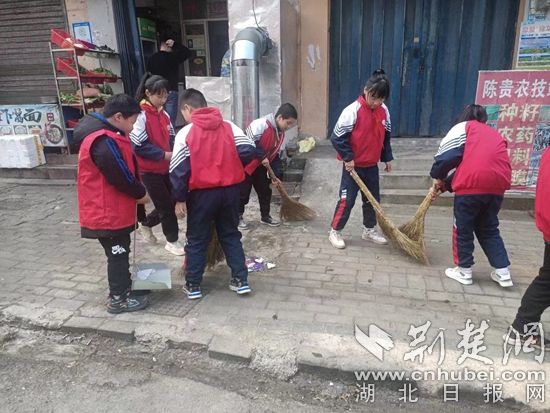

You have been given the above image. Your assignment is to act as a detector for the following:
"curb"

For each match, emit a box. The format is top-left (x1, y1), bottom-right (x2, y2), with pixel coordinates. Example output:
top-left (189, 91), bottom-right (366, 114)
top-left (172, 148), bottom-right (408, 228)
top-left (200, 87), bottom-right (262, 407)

top-left (1, 308), bottom-right (548, 411)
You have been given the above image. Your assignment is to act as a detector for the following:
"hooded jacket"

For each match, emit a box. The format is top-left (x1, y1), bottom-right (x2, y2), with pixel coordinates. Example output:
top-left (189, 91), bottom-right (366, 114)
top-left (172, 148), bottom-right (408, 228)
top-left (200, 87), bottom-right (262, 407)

top-left (169, 107), bottom-right (255, 202)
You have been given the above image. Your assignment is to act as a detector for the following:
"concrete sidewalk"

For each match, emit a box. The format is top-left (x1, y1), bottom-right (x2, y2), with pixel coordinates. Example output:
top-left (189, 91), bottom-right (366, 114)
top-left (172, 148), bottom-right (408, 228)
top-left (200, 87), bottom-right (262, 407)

top-left (0, 148), bottom-right (549, 409)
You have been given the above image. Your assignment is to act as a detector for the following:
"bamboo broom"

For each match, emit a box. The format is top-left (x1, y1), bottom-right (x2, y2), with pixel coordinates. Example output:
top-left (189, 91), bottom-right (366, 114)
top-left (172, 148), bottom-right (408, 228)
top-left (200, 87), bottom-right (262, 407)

top-left (349, 169), bottom-right (434, 264)
top-left (265, 163), bottom-right (317, 222)
top-left (206, 223), bottom-right (225, 269)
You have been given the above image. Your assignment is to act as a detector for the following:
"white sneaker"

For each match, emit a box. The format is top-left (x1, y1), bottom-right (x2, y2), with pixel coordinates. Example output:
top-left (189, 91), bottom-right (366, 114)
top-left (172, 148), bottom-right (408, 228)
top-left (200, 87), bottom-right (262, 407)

top-left (329, 229), bottom-right (346, 249)
top-left (238, 217), bottom-right (249, 230)
top-left (491, 268), bottom-right (513, 288)
top-left (138, 225), bottom-right (157, 244)
top-left (165, 240), bottom-right (185, 256)
top-left (445, 266), bottom-right (473, 285)
top-left (362, 226), bottom-right (388, 245)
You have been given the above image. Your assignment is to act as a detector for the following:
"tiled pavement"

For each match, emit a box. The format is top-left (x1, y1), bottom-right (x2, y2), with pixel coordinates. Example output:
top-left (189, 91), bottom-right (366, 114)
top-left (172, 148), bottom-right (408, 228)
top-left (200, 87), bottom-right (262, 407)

top-left (1, 149), bottom-right (549, 407)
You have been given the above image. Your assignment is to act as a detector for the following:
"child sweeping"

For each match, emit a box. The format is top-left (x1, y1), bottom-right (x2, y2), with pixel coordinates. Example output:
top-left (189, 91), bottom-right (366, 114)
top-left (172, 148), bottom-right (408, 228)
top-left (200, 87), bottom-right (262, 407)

top-left (238, 103), bottom-right (298, 229)
top-left (75, 94), bottom-right (150, 314)
top-left (329, 71), bottom-right (393, 249)
top-left (430, 104), bottom-right (513, 288)
top-left (169, 89), bottom-right (255, 299)
top-left (130, 73), bottom-right (185, 256)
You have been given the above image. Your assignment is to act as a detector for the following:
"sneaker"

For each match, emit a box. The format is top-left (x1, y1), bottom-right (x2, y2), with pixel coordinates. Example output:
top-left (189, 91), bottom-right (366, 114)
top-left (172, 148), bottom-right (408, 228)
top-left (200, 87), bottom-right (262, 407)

top-left (238, 216), bottom-right (249, 230)
top-left (229, 278), bottom-right (252, 295)
top-left (491, 268), bottom-right (513, 288)
top-left (165, 240), bottom-right (185, 256)
top-left (329, 229), bottom-right (346, 249)
top-left (107, 293), bottom-right (149, 314)
top-left (362, 226), bottom-right (388, 245)
top-left (260, 216), bottom-right (281, 227)
top-left (445, 266), bottom-right (473, 285)
top-left (183, 283), bottom-right (203, 300)
top-left (504, 326), bottom-right (550, 351)
top-left (138, 225), bottom-right (157, 244)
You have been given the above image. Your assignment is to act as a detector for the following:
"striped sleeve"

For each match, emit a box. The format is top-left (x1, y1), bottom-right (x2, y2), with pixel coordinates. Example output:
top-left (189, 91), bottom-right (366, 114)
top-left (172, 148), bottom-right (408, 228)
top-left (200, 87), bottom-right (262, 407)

top-left (227, 120), bottom-right (255, 166)
top-left (382, 103), bottom-right (391, 133)
top-left (430, 122), bottom-right (467, 180)
top-left (129, 111), bottom-right (165, 161)
top-left (165, 110), bottom-right (176, 149)
top-left (245, 118), bottom-right (268, 143)
top-left (380, 104), bottom-right (393, 163)
top-left (246, 117), bottom-right (270, 160)
top-left (169, 125), bottom-right (192, 202)
top-left (330, 101), bottom-right (359, 162)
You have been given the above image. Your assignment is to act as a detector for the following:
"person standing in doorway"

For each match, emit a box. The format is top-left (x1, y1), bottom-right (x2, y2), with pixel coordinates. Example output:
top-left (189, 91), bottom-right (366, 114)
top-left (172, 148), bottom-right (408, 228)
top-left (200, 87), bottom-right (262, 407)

top-left (147, 33), bottom-right (192, 126)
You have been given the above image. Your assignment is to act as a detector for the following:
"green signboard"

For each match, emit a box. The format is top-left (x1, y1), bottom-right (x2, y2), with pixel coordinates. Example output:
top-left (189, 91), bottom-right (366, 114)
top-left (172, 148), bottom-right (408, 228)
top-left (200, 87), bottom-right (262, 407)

top-left (138, 18), bottom-right (156, 41)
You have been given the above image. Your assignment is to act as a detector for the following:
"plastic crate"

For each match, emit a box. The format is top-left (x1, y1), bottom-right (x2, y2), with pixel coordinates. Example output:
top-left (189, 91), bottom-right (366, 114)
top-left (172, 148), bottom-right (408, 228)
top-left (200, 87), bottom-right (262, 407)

top-left (51, 29), bottom-right (96, 56)
top-left (55, 57), bottom-right (118, 84)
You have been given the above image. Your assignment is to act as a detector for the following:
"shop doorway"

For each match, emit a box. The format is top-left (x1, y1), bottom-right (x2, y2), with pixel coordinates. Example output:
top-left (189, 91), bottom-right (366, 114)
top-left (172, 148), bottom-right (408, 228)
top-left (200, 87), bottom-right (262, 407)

top-left (134, 0), bottom-right (229, 79)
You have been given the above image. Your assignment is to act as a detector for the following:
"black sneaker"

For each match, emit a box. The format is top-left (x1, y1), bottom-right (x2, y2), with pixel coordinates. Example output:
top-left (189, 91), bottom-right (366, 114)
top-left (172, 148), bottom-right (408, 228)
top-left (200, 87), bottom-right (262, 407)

top-left (107, 293), bottom-right (149, 314)
top-left (183, 283), bottom-right (203, 300)
top-left (260, 216), bottom-right (280, 227)
top-left (504, 326), bottom-right (550, 351)
top-left (229, 278), bottom-right (252, 295)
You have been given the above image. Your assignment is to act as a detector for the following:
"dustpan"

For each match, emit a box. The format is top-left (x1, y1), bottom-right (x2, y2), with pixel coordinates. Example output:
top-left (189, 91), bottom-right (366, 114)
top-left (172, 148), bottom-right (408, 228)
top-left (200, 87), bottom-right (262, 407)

top-left (131, 215), bottom-right (172, 290)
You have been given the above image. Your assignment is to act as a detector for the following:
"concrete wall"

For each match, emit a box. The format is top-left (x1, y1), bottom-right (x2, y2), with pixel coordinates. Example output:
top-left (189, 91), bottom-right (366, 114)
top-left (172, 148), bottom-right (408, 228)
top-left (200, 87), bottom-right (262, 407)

top-left (63, 0), bottom-right (123, 93)
top-left (280, 0), bottom-right (300, 108)
top-left (298, 0), bottom-right (329, 139)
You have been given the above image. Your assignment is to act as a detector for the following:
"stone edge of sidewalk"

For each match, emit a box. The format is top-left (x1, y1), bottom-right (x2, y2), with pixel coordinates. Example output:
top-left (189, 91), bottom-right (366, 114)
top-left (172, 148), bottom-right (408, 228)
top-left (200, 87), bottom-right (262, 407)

top-left (0, 303), bottom-right (547, 411)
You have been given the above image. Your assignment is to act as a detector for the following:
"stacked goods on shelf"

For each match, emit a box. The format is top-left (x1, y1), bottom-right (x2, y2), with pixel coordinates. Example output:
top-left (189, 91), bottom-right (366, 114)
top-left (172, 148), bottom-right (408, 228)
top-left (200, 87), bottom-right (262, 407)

top-left (50, 28), bottom-right (121, 146)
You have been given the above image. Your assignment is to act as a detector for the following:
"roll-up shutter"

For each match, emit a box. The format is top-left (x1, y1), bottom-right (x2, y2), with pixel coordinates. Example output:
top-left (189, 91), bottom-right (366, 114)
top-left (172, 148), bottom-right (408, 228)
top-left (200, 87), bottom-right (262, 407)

top-left (0, 0), bottom-right (67, 104)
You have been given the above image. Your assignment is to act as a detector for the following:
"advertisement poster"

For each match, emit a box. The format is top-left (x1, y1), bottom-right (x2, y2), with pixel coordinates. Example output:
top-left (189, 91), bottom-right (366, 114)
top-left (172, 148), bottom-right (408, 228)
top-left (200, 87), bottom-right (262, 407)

top-left (0, 104), bottom-right (67, 147)
top-left (517, 22), bottom-right (550, 69)
top-left (476, 70), bottom-right (550, 190)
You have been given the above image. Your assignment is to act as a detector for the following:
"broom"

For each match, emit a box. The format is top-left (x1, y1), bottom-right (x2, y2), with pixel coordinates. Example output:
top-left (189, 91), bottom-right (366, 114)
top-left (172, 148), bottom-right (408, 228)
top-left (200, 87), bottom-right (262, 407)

top-left (206, 223), bottom-right (225, 269)
top-left (349, 169), bottom-right (435, 264)
top-left (265, 163), bottom-right (317, 222)
top-left (176, 225), bottom-right (224, 276)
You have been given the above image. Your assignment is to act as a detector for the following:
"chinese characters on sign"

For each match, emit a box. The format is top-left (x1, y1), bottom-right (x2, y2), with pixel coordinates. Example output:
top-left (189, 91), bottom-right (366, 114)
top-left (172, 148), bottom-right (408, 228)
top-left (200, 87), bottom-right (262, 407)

top-left (0, 104), bottom-right (67, 147)
top-left (476, 71), bottom-right (550, 189)
top-left (355, 320), bottom-right (546, 405)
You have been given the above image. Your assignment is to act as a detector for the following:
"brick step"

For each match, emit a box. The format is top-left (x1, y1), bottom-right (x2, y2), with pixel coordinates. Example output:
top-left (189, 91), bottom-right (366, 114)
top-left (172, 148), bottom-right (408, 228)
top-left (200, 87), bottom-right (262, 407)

top-left (380, 189), bottom-right (534, 211)
top-left (0, 165), bottom-right (76, 180)
top-left (380, 172), bottom-right (432, 189)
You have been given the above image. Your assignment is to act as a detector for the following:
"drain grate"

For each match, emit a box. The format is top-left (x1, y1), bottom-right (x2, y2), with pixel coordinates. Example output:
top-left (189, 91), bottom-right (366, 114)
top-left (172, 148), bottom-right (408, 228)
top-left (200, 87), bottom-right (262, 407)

top-left (147, 289), bottom-right (198, 317)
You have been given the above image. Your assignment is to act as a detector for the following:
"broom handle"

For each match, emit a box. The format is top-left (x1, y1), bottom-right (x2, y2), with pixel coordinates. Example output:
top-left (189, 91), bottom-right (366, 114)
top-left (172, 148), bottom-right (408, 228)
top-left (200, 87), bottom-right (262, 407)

top-left (264, 163), bottom-right (277, 181)
top-left (348, 169), bottom-right (385, 217)
top-left (264, 163), bottom-right (285, 192)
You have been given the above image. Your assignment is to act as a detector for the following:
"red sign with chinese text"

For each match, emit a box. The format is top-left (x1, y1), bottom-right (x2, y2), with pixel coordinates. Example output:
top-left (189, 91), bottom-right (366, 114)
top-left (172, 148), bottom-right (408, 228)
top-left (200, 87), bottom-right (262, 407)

top-left (476, 71), bottom-right (550, 191)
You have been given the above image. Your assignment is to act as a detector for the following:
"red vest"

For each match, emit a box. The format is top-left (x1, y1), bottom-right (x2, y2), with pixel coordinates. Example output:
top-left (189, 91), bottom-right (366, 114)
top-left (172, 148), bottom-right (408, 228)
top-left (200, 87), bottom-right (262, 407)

top-left (337, 96), bottom-right (386, 167)
top-left (78, 129), bottom-right (137, 231)
top-left (137, 103), bottom-right (171, 174)
top-left (536, 148), bottom-right (550, 242)
top-left (453, 121), bottom-right (512, 196)
top-left (186, 107), bottom-right (245, 190)
top-left (244, 120), bottom-right (283, 175)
